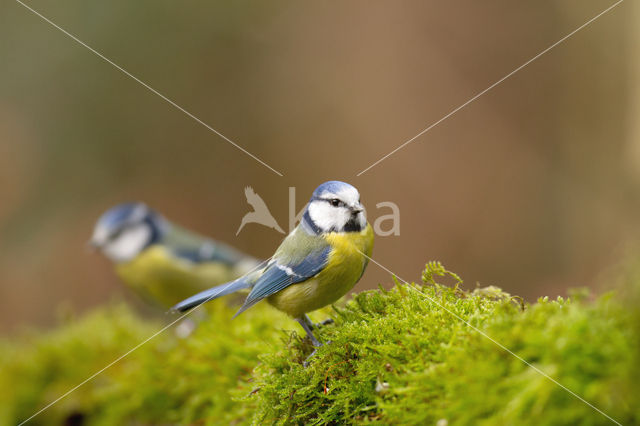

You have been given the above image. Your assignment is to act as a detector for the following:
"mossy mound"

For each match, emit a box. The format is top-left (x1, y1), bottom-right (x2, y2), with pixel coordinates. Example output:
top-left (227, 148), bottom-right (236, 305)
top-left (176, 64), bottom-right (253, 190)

top-left (1, 301), bottom-right (289, 425)
top-left (2, 262), bottom-right (639, 425)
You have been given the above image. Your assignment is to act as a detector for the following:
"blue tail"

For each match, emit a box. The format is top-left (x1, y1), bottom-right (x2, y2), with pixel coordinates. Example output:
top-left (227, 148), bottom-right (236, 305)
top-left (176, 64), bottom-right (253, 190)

top-left (170, 278), bottom-right (251, 313)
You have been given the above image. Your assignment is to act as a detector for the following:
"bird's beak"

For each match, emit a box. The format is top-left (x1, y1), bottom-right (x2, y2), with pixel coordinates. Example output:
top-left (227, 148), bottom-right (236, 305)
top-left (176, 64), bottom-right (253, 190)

top-left (88, 226), bottom-right (109, 252)
top-left (86, 238), bottom-right (101, 253)
top-left (350, 203), bottom-right (364, 214)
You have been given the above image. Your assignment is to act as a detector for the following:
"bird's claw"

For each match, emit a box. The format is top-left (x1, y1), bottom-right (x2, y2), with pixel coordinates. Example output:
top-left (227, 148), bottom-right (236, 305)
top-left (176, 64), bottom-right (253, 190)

top-left (315, 318), bottom-right (334, 328)
top-left (303, 349), bottom-right (318, 368)
top-left (302, 340), bottom-right (332, 368)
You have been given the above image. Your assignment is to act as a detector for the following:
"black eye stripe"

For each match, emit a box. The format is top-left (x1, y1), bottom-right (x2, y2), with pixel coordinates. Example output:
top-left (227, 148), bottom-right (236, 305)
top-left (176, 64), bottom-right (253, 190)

top-left (109, 227), bottom-right (125, 241)
top-left (109, 222), bottom-right (136, 240)
top-left (325, 198), bottom-right (344, 207)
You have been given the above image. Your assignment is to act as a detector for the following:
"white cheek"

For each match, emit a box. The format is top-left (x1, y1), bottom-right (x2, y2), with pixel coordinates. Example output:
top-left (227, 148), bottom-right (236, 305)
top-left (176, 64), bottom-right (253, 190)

top-left (308, 202), bottom-right (349, 232)
top-left (102, 225), bottom-right (151, 263)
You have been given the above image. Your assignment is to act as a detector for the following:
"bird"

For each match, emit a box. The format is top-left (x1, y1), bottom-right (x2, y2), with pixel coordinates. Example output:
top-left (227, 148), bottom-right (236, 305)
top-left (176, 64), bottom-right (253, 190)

top-left (172, 181), bottom-right (374, 357)
top-left (90, 202), bottom-right (260, 309)
top-left (236, 186), bottom-right (285, 235)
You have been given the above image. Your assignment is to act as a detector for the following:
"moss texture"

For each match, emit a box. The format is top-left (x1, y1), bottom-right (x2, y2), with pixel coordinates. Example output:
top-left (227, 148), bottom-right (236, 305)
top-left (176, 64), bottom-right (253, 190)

top-left (2, 262), bottom-right (639, 425)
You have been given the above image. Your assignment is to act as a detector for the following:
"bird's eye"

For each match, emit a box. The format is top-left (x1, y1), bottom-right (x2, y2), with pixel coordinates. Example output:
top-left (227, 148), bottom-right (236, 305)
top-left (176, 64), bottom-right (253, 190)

top-left (109, 227), bottom-right (125, 241)
top-left (330, 199), bottom-right (341, 207)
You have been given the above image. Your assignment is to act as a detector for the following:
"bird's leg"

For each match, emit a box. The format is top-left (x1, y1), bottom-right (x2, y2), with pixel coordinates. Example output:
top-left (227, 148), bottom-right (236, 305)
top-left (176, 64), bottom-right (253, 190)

top-left (296, 316), bottom-right (322, 347)
top-left (296, 316), bottom-right (322, 366)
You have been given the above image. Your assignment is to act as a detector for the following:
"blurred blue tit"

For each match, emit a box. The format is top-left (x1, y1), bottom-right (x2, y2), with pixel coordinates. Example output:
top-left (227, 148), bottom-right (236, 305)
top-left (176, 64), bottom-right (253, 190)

top-left (172, 181), bottom-right (374, 351)
top-left (90, 202), bottom-right (259, 308)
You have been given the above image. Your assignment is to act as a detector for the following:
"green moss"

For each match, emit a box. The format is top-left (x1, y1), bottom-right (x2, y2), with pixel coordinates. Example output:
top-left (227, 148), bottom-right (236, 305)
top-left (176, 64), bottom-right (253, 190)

top-left (0, 304), bottom-right (157, 425)
top-left (2, 262), bottom-right (639, 425)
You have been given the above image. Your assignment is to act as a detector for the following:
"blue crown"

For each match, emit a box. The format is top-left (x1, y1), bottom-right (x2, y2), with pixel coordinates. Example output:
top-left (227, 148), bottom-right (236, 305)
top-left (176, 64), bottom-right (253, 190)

top-left (97, 202), bottom-right (148, 229)
top-left (310, 181), bottom-right (356, 200)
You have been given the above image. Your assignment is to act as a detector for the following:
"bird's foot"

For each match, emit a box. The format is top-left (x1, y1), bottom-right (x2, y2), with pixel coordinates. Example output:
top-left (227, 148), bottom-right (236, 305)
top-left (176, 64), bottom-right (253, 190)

top-left (303, 315), bottom-right (334, 330)
top-left (303, 349), bottom-right (318, 368)
top-left (315, 318), bottom-right (334, 328)
top-left (302, 340), bottom-right (333, 368)
top-left (297, 316), bottom-right (333, 367)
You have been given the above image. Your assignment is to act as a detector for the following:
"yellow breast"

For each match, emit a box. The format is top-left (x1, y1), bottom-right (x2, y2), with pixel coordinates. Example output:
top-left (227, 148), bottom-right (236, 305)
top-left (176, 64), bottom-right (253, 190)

top-left (115, 246), bottom-right (239, 308)
top-left (267, 224), bottom-right (374, 318)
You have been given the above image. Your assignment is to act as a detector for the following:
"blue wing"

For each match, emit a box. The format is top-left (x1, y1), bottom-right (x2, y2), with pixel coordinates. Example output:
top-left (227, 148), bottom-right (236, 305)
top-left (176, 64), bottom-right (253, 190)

top-left (233, 246), bottom-right (331, 317)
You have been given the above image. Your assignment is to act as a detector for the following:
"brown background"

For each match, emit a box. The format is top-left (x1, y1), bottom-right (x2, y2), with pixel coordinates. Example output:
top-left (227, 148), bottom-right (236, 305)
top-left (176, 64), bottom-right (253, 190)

top-left (1, 0), bottom-right (639, 332)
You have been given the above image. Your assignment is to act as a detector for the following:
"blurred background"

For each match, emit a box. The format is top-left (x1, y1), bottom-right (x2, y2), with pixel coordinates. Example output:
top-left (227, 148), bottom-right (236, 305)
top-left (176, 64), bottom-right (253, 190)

top-left (1, 0), bottom-right (638, 332)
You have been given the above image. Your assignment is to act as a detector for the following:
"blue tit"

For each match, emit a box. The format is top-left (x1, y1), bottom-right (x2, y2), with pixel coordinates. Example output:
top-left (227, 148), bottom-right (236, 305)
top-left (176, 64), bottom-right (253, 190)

top-left (90, 202), bottom-right (259, 308)
top-left (172, 181), bottom-right (374, 350)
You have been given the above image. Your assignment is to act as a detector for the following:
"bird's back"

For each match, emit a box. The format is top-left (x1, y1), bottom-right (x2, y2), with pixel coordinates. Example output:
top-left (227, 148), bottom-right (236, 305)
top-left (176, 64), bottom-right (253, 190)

top-left (162, 224), bottom-right (253, 266)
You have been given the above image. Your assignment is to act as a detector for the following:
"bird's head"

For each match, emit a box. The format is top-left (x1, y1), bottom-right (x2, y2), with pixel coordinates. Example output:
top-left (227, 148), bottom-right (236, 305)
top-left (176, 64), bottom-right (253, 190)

top-left (303, 181), bottom-right (366, 234)
top-left (90, 202), bottom-right (166, 263)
